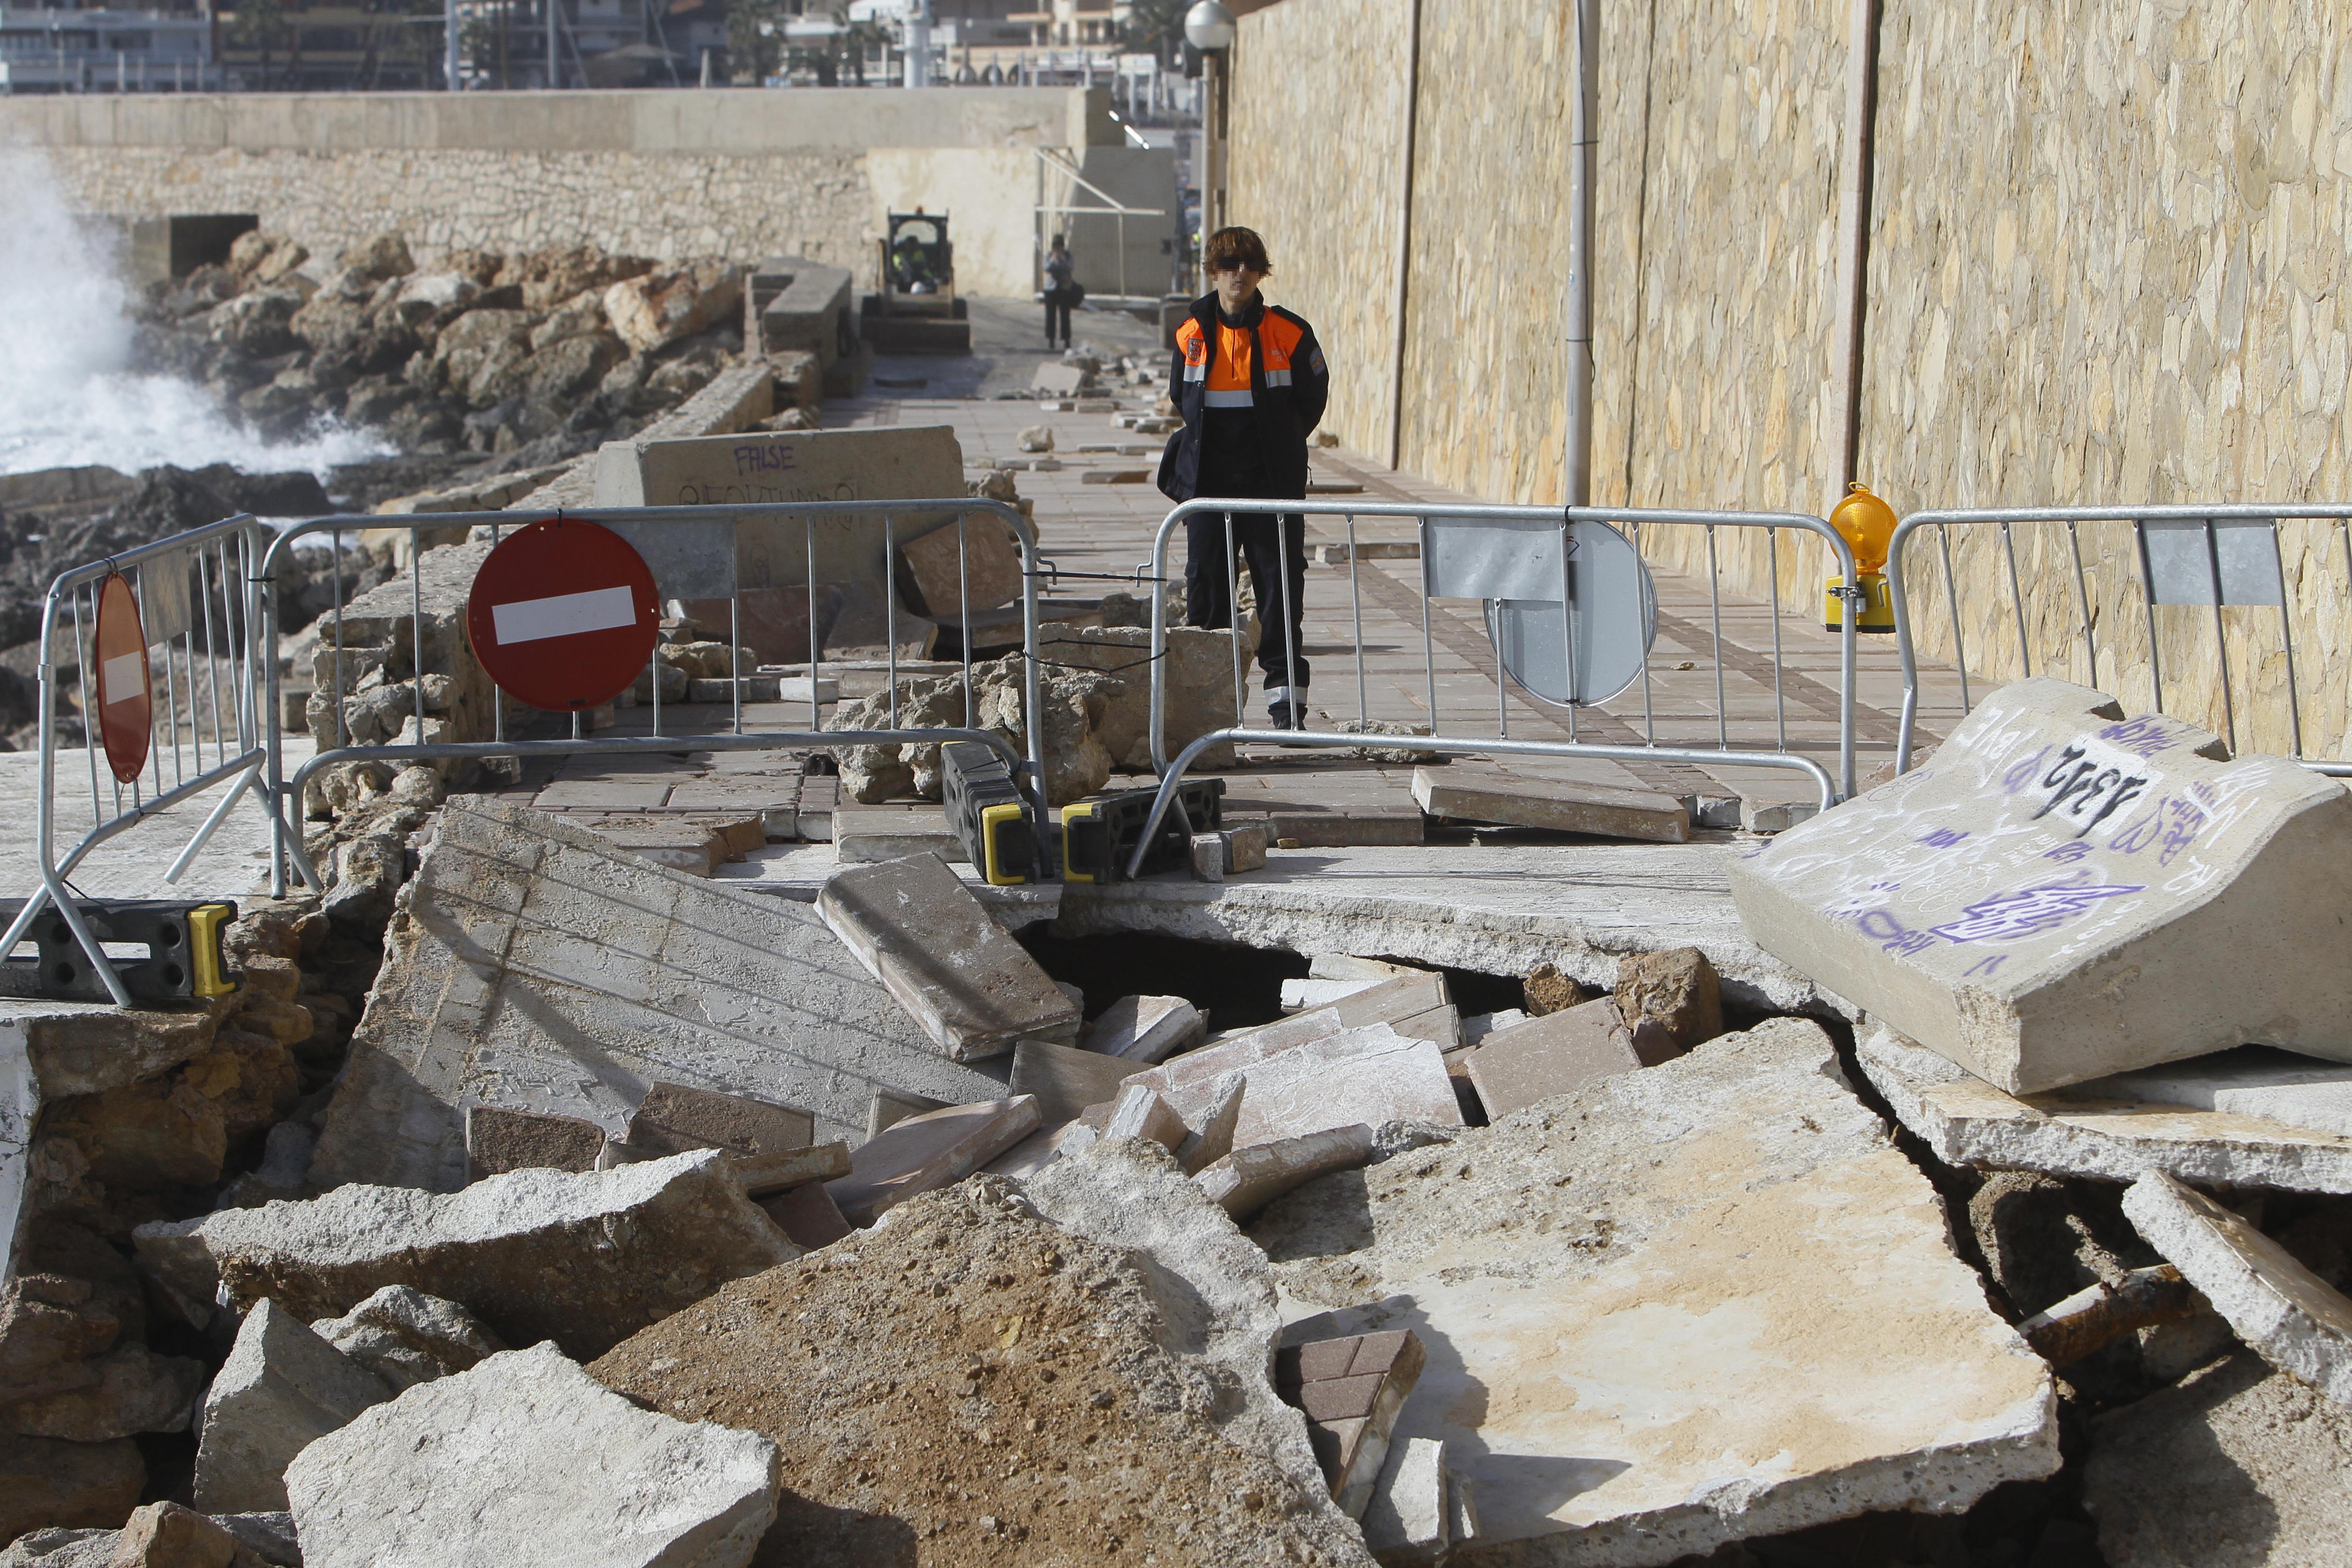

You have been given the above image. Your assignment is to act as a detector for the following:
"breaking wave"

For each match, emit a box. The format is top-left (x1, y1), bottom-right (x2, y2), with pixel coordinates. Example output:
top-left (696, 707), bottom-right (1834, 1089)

top-left (0, 147), bottom-right (388, 480)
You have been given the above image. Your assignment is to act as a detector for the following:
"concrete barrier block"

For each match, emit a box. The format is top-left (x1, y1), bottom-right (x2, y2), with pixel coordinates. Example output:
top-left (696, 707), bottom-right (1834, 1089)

top-left (1730, 678), bottom-right (2352, 1093)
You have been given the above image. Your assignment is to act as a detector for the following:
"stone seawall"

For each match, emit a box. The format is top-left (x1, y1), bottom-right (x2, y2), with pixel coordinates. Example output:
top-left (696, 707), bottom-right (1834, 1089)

top-left (1235, 0), bottom-right (2352, 764)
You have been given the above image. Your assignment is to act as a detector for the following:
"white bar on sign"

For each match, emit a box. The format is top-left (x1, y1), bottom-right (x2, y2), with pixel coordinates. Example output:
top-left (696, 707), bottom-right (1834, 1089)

top-left (101, 651), bottom-right (144, 706)
top-left (491, 585), bottom-right (639, 646)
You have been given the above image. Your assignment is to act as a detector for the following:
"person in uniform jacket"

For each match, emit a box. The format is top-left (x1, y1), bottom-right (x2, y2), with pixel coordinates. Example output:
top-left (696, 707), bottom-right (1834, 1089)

top-left (1155, 225), bottom-right (1330, 730)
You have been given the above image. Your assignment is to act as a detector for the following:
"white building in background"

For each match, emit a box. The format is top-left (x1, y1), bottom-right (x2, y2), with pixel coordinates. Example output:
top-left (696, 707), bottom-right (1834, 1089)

top-left (0, 7), bottom-right (215, 93)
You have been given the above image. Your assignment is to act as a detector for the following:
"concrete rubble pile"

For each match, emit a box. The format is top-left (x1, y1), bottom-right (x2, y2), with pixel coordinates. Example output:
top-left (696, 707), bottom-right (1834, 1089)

top-left (18, 671), bottom-right (2352, 1566)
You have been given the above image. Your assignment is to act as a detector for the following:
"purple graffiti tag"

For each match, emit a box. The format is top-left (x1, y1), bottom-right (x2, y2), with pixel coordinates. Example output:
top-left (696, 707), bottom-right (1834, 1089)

top-left (1963, 954), bottom-right (2009, 978)
top-left (2156, 797), bottom-right (2208, 867)
top-left (1930, 881), bottom-right (2145, 944)
top-left (2002, 746), bottom-right (2052, 795)
top-left (2042, 840), bottom-right (2092, 864)
top-left (2095, 716), bottom-right (2177, 760)
top-left (1917, 828), bottom-right (1969, 848)
top-left (1854, 909), bottom-right (1937, 957)
top-left (733, 442), bottom-right (796, 476)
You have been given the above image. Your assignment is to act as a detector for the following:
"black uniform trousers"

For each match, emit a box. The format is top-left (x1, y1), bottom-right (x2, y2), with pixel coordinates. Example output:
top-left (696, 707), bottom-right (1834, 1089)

top-left (1182, 411), bottom-right (1309, 697)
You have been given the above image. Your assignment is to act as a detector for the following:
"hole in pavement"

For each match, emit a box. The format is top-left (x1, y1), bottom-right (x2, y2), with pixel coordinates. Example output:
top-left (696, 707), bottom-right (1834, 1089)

top-left (1017, 930), bottom-right (1306, 1034)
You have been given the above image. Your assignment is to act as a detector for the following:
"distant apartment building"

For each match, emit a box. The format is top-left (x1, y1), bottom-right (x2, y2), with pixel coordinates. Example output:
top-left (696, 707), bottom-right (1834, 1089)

top-left (0, 6), bottom-right (214, 93)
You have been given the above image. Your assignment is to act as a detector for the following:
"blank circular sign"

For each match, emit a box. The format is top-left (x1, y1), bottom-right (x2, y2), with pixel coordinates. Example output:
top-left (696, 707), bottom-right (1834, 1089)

top-left (466, 518), bottom-right (662, 712)
top-left (93, 571), bottom-right (152, 784)
top-left (1484, 518), bottom-right (1657, 708)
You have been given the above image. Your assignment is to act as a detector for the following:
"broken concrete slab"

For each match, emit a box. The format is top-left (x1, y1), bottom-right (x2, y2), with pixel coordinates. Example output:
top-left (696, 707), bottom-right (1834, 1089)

top-left (1196, 1125), bottom-right (1379, 1221)
top-left (308, 797), bottom-right (1011, 1187)
top-left (286, 1342), bottom-right (780, 1568)
top-left (1052, 844), bottom-right (1826, 1015)
top-left (757, 1179), bottom-right (851, 1250)
top-left (1729, 678), bottom-right (2352, 1094)
top-left (309, 1286), bottom-right (505, 1393)
top-left (1008, 1039), bottom-right (1145, 1125)
top-left (1461, 998), bottom-right (1679, 1121)
top-left (1310, 955), bottom-right (1425, 982)
top-left (594, 1172), bottom-right (1375, 1566)
top-left (830, 806), bottom-right (960, 865)
top-left (1023, 1138), bottom-right (1372, 1556)
top-left (1276, 1329), bottom-right (1426, 1517)
top-left (1283, 977), bottom-right (1383, 1012)
top-left (622, 1082), bottom-right (813, 1161)
top-left (193, 1299), bottom-right (392, 1514)
top-left (137, 1151), bottom-right (794, 1361)
top-left (1856, 1029), bottom-right (2352, 1194)
top-left (1250, 1018), bottom-right (2058, 1564)
top-left (1102, 1085), bottom-right (1188, 1154)
top-left (1361, 1436), bottom-right (1449, 1567)
top-left (2122, 1170), bottom-right (2352, 1409)
top-left (730, 1142), bottom-right (848, 1198)
top-left (2083, 1352), bottom-right (2352, 1568)
top-left (825, 1096), bottom-right (1041, 1227)
top-left (1412, 764), bottom-right (1690, 844)
top-left (1080, 993), bottom-right (1206, 1063)
top-left (1460, 1008), bottom-right (1526, 1048)
top-left (1229, 1027), bottom-right (1463, 1151)
top-left (465, 1104), bottom-right (605, 1181)
top-left (818, 853), bottom-right (1079, 1062)
top-left (1176, 1074), bottom-right (1246, 1175)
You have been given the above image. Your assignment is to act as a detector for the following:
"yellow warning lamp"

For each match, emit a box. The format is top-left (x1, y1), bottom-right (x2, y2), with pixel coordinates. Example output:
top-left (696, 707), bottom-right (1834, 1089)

top-left (1824, 481), bottom-right (1899, 634)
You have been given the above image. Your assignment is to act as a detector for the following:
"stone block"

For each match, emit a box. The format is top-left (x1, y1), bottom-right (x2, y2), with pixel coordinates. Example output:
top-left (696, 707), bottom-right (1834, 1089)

top-left (623, 1082), bottom-right (813, 1161)
top-left (825, 1096), bottom-right (1041, 1226)
top-left (1613, 945), bottom-right (1723, 1052)
top-left (758, 1179), bottom-right (852, 1249)
top-left (1080, 994), bottom-right (1207, 1063)
top-left (1412, 763), bottom-right (1690, 843)
top-left (1740, 798), bottom-right (1820, 833)
top-left (819, 853), bottom-right (1080, 1061)
top-left (1728, 679), bottom-right (2352, 1094)
top-left (1856, 1029), bottom-right (2352, 1193)
top-left (1031, 362), bottom-right (1088, 395)
top-left (0, 1433), bottom-right (143, 1547)
top-left (106, 1500), bottom-right (248, 1568)
top-left (137, 1151), bottom-right (795, 1363)
top-left (895, 511), bottom-right (1024, 620)
top-left (193, 1299), bottom-right (393, 1514)
top-left (466, 1104), bottom-right (605, 1181)
top-left (1102, 1083), bottom-right (1188, 1154)
top-left (830, 807), bottom-right (961, 864)
top-left (1228, 1026), bottom-right (1463, 1151)
top-left (729, 1142), bottom-right (849, 1197)
top-left (1275, 1329), bottom-right (1427, 1518)
top-left (306, 798), bottom-right (1009, 1185)
top-left (1249, 1019), bottom-right (2059, 1559)
top-left (1460, 1008), bottom-right (1527, 1047)
top-left (1224, 821), bottom-right (1270, 872)
top-left (1188, 832), bottom-right (1227, 882)
top-left (1195, 1124), bottom-right (1378, 1220)
top-left (1008, 1039), bottom-right (1146, 1125)
top-left (285, 1342), bottom-right (780, 1568)
top-left (1176, 1074), bottom-right (1246, 1174)
top-left (1310, 955), bottom-right (1424, 983)
top-left (2122, 1170), bottom-right (2352, 1409)
top-left (1284, 977), bottom-right (1382, 1012)
top-left (867, 1089), bottom-right (948, 1140)
top-left (1521, 961), bottom-right (1592, 1017)
top-left (310, 1286), bottom-right (505, 1394)
top-left (0, 1343), bottom-right (204, 1443)
top-left (1360, 1436), bottom-right (1450, 1566)
top-left (1463, 997), bottom-right (1680, 1122)
top-left (2084, 1353), bottom-right (2352, 1568)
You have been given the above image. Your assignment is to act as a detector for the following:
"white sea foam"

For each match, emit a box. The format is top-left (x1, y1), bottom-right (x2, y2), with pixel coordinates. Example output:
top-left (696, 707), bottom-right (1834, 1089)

top-left (0, 147), bottom-right (389, 480)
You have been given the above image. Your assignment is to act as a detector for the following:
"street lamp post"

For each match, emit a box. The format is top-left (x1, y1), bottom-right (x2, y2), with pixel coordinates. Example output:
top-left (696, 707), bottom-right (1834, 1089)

top-left (1184, 2), bottom-right (1235, 238)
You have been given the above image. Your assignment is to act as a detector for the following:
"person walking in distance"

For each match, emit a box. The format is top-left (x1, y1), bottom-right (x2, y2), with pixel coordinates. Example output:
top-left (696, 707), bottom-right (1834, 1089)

top-left (1155, 226), bottom-right (1330, 731)
top-left (1043, 233), bottom-right (1076, 349)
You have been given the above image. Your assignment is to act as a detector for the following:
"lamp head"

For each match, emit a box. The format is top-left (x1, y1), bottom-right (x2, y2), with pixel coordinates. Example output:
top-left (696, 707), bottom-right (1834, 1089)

top-left (1184, 0), bottom-right (1237, 51)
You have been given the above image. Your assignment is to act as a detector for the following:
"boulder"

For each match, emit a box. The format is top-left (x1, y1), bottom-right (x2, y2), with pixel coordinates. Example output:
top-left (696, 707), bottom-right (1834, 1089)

top-left (426, 309), bottom-right (534, 407)
top-left (286, 1342), bottom-right (779, 1568)
top-left (192, 1299), bottom-right (392, 1514)
top-left (1611, 945), bottom-right (1723, 1052)
top-left (1248, 1019), bottom-right (2058, 1563)
top-left (512, 331), bottom-right (628, 406)
top-left (499, 244), bottom-right (656, 312)
top-left (105, 1501), bottom-right (249, 1568)
top-left (382, 271), bottom-right (478, 330)
top-left (0, 1433), bottom-right (143, 1548)
top-left (334, 231), bottom-right (415, 282)
top-left (0, 1343), bottom-right (204, 1443)
top-left (206, 291), bottom-right (306, 358)
top-left (136, 1152), bottom-right (795, 1362)
top-left (1729, 679), bottom-right (2352, 1093)
top-left (309, 1286), bottom-right (505, 1393)
top-left (603, 263), bottom-right (744, 355)
top-left (589, 1175), bottom-right (1375, 1567)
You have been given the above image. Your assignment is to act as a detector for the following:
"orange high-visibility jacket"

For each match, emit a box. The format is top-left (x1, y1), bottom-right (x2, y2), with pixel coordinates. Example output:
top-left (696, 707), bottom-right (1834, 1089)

top-left (1156, 292), bottom-right (1329, 502)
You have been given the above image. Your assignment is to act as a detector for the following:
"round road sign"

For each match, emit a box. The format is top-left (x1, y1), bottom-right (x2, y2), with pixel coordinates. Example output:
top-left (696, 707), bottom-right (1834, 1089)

top-left (93, 571), bottom-right (152, 784)
top-left (1483, 518), bottom-right (1657, 708)
top-left (465, 518), bottom-right (661, 712)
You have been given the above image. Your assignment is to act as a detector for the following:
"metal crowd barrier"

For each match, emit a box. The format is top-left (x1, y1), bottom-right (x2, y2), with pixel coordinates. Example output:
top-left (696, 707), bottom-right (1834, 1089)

top-left (3, 514), bottom-right (279, 1005)
top-left (1888, 504), bottom-right (2352, 778)
top-left (1125, 498), bottom-right (1860, 878)
top-left (260, 497), bottom-right (1051, 897)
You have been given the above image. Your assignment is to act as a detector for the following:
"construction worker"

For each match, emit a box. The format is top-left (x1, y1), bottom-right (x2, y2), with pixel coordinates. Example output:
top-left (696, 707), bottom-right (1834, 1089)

top-left (1156, 225), bottom-right (1329, 731)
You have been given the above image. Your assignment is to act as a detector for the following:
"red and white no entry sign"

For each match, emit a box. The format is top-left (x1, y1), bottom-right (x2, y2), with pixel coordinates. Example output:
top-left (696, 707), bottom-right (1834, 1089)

top-left (93, 571), bottom-right (152, 785)
top-left (465, 518), bottom-right (661, 712)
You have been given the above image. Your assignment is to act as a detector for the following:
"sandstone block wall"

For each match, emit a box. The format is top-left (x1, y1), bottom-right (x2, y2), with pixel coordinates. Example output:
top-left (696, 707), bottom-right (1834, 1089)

top-left (1234, 0), bottom-right (2352, 763)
